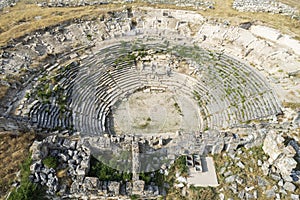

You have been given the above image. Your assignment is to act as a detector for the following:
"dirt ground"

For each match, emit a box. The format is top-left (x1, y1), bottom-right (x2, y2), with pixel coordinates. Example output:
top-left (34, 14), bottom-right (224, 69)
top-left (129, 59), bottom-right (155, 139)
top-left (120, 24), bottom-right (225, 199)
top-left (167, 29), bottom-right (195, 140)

top-left (112, 91), bottom-right (201, 135)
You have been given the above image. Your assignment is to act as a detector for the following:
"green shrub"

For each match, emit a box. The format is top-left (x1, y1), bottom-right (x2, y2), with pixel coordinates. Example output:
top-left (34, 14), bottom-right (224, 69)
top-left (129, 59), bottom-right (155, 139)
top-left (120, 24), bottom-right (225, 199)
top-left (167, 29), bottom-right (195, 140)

top-left (130, 194), bottom-right (140, 200)
top-left (175, 156), bottom-right (189, 174)
top-left (89, 157), bottom-right (132, 182)
top-left (139, 172), bottom-right (151, 184)
top-left (8, 155), bottom-right (46, 200)
top-left (42, 156), bottom-right (58, 169)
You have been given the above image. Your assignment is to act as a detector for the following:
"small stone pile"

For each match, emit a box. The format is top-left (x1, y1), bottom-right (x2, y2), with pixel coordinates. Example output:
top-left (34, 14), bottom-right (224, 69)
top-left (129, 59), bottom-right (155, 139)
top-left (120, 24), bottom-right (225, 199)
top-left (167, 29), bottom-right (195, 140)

top-left (69, 178), bottom-right (159, 199)
top-left (218, 150), bottom-right (260, 199)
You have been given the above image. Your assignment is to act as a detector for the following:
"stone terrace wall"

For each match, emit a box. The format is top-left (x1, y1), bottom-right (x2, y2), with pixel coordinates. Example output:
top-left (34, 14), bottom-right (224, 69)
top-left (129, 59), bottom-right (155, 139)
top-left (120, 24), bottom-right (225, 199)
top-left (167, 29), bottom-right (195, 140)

top-left (233, 0), bottom-right (299, 17)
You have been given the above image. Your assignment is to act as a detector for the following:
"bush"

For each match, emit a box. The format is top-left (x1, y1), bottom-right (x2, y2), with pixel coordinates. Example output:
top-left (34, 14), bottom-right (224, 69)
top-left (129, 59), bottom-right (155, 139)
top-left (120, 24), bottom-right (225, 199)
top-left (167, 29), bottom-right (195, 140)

top-left (175, 156), bottom-right (189, 174)
top-left (139, 171), bottom-right (165, 187)
top-left (89, 157), bottom-right (132, 182)
top-left (139, 172), bottom-right (151, 184)
top-left (42, 156), bottom-right (58, 169)
top-left (130, 194), bottom-right (140, 200)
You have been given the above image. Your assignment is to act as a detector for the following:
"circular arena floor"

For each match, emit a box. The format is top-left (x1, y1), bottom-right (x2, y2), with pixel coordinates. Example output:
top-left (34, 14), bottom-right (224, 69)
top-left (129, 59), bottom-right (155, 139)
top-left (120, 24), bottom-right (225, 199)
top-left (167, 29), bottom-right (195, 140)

top-left (112, 90), bottom-right (201, 135)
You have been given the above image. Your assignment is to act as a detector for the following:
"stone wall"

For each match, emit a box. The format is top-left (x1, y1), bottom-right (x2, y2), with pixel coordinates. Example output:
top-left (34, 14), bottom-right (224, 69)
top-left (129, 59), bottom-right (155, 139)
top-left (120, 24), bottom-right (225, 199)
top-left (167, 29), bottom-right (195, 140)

top-left (29, 133), bottom-right (162, 198)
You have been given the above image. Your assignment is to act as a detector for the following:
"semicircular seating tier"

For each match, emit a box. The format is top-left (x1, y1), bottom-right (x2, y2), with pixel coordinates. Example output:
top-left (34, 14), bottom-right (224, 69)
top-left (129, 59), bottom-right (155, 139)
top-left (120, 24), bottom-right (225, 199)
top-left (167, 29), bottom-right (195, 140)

top-left (28, 37), bottom-right (281, 135)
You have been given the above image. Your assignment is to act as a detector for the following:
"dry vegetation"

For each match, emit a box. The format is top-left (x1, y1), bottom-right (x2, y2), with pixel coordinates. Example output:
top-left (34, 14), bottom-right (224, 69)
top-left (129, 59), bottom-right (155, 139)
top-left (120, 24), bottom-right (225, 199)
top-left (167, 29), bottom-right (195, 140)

top-left (125, 0), bottom-right (300, 40)
top-left (214, 146), bottom-right (300, 200)
top-left (0, 0), bottom-right (299, 199)
top-left (0, 85), bottom-right (8, 99)
top-left (282, 101), bottom-right (300, 109)
top-left (281, 0), bottom-right (300, 11)
top-left (0, 2), bottom-right (124, 46)
top-left (0, 0), bottom-right (299, 47)
top-left (197, 0), bottom-right (300, 39)
top-left (0, 132), bottom-right (35, 198)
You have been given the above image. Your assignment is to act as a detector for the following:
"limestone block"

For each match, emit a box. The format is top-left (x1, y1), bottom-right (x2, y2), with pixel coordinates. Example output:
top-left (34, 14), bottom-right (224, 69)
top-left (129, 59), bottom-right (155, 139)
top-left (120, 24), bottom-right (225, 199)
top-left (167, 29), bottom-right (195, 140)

top-left (274, 156), bottom-right (297, 178)
top-left (263, 131), bottom-right (283, 163)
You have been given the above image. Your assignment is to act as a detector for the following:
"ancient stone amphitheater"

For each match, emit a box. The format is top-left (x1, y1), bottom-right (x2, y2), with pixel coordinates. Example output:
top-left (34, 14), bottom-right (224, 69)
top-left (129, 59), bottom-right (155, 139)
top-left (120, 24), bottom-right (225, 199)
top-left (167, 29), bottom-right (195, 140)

top-left (1, 0), bottom-right (300, 199)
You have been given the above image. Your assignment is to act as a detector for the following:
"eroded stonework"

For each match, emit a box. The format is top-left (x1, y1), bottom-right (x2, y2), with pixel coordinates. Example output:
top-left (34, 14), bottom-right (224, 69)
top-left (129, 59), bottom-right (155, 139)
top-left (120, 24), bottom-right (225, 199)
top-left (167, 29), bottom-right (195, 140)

top-left (1, 5), bottom-right (300, 199)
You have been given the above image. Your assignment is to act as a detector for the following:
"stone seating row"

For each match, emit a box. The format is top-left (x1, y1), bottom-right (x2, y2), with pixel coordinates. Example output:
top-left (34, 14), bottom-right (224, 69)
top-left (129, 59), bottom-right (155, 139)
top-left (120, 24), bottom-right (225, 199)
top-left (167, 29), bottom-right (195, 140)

top-left (28, 38), bottom-right (282, 134)
top-left (29, 102), bottom-right (72, 129)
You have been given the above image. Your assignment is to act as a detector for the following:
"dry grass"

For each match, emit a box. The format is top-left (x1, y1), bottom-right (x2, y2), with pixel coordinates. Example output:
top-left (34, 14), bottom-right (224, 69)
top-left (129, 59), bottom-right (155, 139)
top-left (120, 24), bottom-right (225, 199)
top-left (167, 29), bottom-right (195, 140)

top-left (0, 132), bottom-right (35, 198)
top-left (196, 0), bottom-right (300, 39)
top-left (0, 2), bottom-right (123, 46)
top-left (281, 0), bottom-right (300, 11)
top-left (213, 148), bottom-right (265, 199)
top-left (282, 101), bottom-right (300, 109)
top-left (213, 146), bottom-right (299, 199)
top-left (135, 0), bottom-right (300, 40)
top-left (0, 85), bottom-right (8, 99)
top-left (0, 0), bottom-right (299, 46)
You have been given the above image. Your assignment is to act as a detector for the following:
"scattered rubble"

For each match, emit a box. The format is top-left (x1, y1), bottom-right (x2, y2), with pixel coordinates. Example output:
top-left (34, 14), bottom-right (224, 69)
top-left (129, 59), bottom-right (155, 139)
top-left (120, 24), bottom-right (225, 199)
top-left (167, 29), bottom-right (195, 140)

top-left (233, 0), bottom-right (299, 18)
top-left (1, 2), bottom-right (299, 200)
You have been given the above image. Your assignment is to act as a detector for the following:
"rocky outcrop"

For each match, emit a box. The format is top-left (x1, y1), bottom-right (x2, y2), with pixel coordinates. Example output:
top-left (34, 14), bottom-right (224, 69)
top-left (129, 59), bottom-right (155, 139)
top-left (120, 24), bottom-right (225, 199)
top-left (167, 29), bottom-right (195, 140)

top-left (262, 130), bottom-right (298, 182)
